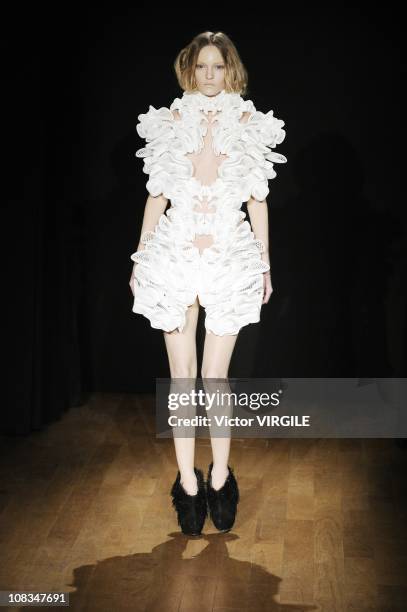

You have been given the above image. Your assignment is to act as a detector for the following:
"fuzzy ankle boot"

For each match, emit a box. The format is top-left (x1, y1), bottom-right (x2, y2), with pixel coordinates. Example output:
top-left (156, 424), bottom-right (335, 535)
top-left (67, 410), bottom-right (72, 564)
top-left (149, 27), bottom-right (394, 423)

top-left (206, 462), bottom-right (240, 532)
top-left (170, 467), bottom-right (207, 536)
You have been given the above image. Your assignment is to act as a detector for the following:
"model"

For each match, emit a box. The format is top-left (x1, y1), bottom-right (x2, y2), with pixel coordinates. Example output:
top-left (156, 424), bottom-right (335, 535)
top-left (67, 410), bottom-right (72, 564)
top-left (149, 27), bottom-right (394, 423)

top-left (129, 31), bottom-right (287, 535)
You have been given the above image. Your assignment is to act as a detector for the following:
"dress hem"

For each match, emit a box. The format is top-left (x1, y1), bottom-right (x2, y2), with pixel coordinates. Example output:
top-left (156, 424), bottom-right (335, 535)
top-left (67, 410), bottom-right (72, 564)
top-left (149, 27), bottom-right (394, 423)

top-left (131, 301), bottom-right (263, 336)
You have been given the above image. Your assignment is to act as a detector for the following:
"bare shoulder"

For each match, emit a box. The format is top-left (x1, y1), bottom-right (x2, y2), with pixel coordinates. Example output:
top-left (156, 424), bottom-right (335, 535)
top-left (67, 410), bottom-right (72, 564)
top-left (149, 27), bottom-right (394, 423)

top-left (172, 109), bottom-right (182, 121)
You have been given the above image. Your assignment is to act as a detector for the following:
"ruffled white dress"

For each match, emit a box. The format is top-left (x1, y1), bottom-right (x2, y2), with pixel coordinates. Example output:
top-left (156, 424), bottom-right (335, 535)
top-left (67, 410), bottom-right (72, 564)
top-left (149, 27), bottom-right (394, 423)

top-left (130, 88), bottom-right (287, 336)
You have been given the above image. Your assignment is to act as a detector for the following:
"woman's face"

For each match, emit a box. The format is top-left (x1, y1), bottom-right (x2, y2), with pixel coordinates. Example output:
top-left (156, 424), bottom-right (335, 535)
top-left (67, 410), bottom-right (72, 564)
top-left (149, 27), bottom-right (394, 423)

top-left (194, 45), bottom-right (226, 96)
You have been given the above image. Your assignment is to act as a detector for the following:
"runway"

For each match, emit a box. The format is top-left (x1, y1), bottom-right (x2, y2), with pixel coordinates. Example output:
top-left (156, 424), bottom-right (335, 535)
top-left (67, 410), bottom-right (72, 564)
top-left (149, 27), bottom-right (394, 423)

top-left (0, 393), bottom-right (406, 611)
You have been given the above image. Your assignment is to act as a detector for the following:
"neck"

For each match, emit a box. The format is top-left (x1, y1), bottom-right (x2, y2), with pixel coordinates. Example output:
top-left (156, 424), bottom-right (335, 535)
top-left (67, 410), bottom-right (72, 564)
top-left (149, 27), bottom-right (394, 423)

top-left (181, 88), bottom-right (238, 114)
top-left (194, 88), bottom-right (225, 98)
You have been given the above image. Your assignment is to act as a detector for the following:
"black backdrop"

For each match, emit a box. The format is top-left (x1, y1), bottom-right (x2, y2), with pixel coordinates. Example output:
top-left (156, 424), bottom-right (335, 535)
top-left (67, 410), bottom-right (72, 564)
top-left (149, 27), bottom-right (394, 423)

top-left (3, 4), bottom-right (406, 434)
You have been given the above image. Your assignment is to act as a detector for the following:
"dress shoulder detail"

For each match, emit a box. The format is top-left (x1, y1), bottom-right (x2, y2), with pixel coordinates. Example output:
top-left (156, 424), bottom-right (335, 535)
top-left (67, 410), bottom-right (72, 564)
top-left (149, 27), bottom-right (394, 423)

top-left (239, 106), bottom-right (287, 202)
top-left (135, 105), bottom-right (176, 198)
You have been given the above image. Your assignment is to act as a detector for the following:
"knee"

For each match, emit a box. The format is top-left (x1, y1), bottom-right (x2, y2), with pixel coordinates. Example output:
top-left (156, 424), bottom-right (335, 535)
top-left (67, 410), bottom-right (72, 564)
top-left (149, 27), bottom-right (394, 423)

top-left (200, 367), bottom-right (228, 380)
top-left (171, 365), bottom-right (197, 378)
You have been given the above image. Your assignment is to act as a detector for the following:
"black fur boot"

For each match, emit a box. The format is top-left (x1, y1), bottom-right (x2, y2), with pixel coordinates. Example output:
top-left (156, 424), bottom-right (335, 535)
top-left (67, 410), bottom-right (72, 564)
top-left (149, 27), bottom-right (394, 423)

top-left (170, 467), bottom-right (207, 536)
top-left (206, 462), bottom-right (240, 532)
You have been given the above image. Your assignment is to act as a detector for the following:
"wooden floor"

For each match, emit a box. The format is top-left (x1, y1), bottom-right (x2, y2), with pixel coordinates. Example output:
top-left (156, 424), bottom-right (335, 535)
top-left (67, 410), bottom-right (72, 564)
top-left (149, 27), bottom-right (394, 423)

top-left (0, 393), bottom-right (406, 611)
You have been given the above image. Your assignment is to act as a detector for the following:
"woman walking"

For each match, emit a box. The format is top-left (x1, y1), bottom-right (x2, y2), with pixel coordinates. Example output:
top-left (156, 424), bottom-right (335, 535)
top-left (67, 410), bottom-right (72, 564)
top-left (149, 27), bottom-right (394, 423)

top-left (129, 31), bottom-right (287, 535)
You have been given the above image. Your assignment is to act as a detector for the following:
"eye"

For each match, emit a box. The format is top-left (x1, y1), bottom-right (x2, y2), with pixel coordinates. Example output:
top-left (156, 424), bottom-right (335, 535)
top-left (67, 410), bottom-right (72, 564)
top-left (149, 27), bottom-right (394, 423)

top-left (196, 64), bottom-right (224, 69)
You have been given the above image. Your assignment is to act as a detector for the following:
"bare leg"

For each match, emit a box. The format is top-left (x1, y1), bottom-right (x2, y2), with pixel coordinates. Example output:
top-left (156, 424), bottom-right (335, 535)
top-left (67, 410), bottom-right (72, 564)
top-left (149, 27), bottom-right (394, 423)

top-left (163, 297), bottom-right (199, 495)
top-left (201, 331), bottom-right (239, 490)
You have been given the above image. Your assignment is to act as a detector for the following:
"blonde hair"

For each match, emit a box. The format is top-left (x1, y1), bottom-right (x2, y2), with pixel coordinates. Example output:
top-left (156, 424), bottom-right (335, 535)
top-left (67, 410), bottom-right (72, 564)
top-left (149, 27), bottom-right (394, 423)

top-left (174, 31), bottom-right (249, 96)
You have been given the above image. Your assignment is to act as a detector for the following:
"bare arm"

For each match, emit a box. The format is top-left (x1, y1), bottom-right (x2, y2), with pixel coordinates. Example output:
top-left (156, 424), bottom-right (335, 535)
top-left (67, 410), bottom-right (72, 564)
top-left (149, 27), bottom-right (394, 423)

top-left (247, 197), bottom-right (270, 267)
top-left (134, 193), bottom-right (168, 252)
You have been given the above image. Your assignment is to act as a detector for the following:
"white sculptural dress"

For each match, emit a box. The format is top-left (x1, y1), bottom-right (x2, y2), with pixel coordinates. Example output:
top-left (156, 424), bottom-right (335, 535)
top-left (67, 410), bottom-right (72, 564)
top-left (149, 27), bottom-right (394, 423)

top-left (130, 88), bottom-right (287, 336)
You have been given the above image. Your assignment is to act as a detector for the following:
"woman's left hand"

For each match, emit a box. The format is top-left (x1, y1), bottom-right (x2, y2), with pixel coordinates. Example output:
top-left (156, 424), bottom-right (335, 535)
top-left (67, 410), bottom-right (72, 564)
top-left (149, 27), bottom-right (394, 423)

top-left (262, 271), bottom-right (273, 304)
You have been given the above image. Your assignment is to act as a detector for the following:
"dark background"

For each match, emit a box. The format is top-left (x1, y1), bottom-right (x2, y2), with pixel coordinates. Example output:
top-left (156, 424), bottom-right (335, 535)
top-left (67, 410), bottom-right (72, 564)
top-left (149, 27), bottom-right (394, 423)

top-left (3, 4), bottom-right (406, 434)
